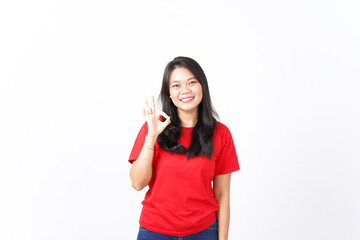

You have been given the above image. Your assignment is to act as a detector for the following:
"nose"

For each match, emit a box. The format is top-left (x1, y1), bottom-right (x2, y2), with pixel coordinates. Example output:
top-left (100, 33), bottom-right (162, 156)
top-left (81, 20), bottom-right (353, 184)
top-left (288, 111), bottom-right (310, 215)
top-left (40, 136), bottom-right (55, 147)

top-left (180, 83), bottom-right (190, 94)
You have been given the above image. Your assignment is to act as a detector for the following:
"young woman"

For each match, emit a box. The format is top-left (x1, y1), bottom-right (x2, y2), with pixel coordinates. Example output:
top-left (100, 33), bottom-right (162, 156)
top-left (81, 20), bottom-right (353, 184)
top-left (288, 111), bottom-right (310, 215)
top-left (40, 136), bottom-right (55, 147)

top-left (129, 56), bottom-right (240, 240)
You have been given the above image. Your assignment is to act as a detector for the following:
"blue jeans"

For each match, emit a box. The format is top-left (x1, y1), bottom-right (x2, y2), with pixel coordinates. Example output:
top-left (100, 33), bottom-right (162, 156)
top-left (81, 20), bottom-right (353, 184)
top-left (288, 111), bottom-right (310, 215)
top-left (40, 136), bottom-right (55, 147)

top-left (137, 220), bottom-right (218, 240)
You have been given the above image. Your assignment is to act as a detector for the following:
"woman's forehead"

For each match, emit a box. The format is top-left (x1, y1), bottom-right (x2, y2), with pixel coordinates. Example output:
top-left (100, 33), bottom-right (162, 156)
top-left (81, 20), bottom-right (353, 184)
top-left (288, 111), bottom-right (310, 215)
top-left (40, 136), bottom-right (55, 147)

top-left (169, 67), bottom-right (195, 83)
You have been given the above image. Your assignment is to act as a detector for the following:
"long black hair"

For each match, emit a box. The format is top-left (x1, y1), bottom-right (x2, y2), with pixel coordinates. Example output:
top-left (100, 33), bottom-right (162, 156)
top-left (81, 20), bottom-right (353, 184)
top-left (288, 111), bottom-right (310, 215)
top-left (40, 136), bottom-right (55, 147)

top-left (157, 56), bottom-right (219, 159)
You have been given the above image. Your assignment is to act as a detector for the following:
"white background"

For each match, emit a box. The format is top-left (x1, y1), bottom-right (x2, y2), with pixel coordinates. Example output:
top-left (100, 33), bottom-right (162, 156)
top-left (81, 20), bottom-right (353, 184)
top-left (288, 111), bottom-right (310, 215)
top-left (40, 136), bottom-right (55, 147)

top-left (1, 0), bottom-right (359, 239)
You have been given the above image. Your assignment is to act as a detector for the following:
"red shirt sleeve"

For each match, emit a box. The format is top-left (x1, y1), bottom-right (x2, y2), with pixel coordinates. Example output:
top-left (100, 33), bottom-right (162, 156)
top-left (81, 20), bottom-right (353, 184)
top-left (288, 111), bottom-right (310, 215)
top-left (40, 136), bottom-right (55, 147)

top-left (128, 122), bottom-right (148, 164)
top-left (214, 123), bottom-right (240, 175)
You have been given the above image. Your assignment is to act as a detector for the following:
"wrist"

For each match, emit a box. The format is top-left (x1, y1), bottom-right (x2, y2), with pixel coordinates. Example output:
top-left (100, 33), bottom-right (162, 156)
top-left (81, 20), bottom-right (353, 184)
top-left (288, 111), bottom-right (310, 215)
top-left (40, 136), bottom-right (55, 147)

top-left (146, 134), bottom-right (158, 141)
top-left (145, 135), bottom-right (157, 148)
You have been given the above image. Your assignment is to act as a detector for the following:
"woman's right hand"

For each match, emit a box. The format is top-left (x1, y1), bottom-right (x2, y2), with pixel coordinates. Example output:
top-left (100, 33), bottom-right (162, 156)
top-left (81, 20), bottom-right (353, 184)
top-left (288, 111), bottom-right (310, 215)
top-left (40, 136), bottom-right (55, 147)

top-left (143, 96), bottom-right (171, 138)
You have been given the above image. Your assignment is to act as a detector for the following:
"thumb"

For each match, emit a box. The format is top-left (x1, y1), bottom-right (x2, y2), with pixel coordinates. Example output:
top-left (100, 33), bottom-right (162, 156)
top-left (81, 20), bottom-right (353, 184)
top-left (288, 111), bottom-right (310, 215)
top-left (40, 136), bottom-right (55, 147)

top-left (164, 115), bottom-right (171, 126)
top-left (159, 115), bottom-right (171, 132)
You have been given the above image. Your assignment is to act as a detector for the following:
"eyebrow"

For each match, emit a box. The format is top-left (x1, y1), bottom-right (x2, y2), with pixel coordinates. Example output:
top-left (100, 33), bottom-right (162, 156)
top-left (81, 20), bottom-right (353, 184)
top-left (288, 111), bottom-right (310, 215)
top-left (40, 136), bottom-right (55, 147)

top-left (170, 77), bottom-right (196, 84)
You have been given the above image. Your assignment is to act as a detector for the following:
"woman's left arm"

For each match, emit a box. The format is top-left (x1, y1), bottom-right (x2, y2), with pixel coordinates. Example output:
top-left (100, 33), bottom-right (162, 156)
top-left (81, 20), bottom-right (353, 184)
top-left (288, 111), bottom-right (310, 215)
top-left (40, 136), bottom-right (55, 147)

top-left (214, 172), bottom-right (232, 240)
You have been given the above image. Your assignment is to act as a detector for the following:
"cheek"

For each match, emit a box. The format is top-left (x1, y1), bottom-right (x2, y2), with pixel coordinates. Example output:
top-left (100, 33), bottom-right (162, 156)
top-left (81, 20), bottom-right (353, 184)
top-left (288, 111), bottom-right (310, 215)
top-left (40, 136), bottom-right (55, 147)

top-left (169, 89), bottom-right (178, 99)
top-left (196, 86), bottom-right (203, 98)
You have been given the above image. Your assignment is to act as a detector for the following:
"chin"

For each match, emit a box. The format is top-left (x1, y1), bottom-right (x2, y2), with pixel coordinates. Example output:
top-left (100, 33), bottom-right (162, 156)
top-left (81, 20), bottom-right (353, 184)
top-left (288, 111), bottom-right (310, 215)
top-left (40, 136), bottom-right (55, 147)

top-left (178, 105), bottom-right (199, 112)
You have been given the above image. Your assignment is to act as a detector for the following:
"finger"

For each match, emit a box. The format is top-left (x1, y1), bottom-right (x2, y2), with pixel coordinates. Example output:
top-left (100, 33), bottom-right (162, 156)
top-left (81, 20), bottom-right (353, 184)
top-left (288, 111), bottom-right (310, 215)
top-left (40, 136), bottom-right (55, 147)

top-left (145, 99), bottom-right (154, 114)
top-left (160, 114), bottom-right (171, 129)
top-left (144, 100), bottom-right (152, 116)
top-left (164, 115), bottom-right (171, 125)
top-left (146, 96), bottom-right (155, 115)
top-left (150, 95), bottom-right (156, 113)
top-left (145, 99), bottom-right (151, 110)
top-left (157, 110), bottom-right (170, 119)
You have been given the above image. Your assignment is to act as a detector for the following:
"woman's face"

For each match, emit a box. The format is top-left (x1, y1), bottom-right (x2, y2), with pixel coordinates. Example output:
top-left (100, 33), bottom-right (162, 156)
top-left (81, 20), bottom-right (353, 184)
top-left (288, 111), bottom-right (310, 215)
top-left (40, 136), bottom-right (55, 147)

top-left (169, 67), bottom-right (203, 114)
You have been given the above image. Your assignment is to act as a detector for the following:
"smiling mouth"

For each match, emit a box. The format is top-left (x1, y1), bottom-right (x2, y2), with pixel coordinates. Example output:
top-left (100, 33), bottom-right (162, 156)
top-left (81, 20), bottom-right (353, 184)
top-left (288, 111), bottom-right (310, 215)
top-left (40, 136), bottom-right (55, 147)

top-left (180, 97), bottom-right (194, 102)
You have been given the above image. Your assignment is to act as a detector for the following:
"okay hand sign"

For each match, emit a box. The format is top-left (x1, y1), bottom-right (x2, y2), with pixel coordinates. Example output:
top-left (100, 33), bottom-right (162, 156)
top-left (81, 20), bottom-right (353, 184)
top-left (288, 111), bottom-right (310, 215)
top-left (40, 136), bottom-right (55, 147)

top-left (142, 96), bottom-right (171, 138)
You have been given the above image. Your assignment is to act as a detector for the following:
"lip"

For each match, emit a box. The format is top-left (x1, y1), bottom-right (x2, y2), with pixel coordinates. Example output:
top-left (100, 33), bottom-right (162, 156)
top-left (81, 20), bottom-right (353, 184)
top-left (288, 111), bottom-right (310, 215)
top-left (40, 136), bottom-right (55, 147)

top-left (180, 97), bottom-right (194, 102)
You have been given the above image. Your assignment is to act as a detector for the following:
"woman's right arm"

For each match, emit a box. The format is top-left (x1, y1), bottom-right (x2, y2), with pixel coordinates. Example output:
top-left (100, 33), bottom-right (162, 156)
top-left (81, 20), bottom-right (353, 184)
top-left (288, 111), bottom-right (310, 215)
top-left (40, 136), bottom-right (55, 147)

top-left (130, 134), bottom-right (157, 191)
top-left (129, 96), bottom-right (170, 191)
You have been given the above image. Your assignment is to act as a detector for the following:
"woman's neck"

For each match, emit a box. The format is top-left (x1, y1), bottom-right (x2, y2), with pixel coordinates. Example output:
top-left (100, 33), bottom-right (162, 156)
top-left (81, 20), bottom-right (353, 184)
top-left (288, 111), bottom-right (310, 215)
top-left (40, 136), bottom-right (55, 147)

top-left (178, 108), bottom-right (198, 127)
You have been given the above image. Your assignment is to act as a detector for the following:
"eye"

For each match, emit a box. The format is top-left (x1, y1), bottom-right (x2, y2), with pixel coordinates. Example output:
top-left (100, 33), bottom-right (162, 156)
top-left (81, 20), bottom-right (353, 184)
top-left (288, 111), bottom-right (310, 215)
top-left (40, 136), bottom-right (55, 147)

top-left (172, 84), bottom-right (179, 88)
top-left (189, 80), bottom-right (197, 85)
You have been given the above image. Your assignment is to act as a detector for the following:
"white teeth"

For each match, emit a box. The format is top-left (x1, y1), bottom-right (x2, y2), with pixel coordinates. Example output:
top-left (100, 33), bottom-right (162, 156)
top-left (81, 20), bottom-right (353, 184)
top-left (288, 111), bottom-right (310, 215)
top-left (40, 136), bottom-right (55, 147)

top-left (180, 97), bottom-right (194, 102)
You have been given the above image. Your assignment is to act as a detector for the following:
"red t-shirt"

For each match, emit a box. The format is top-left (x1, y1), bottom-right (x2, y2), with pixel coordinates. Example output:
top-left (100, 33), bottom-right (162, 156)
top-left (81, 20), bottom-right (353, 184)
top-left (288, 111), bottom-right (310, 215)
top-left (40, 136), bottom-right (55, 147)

top-left (128, 121), bottom-right (240, 236)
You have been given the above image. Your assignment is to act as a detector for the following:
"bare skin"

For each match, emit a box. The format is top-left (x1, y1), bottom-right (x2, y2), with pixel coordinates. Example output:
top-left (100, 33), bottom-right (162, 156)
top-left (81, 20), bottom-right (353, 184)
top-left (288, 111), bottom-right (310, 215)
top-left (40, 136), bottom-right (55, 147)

top-left (169, 67), bottom-right (203, 127)
top-left (129, 96), bottom-right (171, 191)
top-left (214, 173), bottom-right (232, 240)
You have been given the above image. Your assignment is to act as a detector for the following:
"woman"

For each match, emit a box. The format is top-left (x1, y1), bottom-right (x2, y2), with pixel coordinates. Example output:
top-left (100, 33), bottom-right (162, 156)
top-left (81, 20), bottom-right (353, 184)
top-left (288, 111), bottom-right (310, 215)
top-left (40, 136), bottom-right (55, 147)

top-left (129, 56), bottom-right (240, 240)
